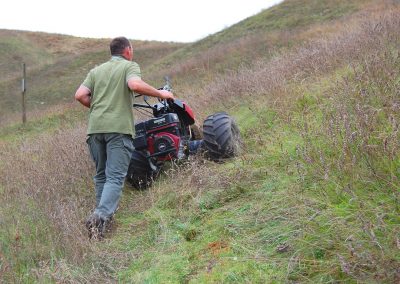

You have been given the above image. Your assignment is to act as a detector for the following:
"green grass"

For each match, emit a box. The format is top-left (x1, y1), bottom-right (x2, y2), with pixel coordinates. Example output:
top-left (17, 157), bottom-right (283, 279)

top-left (148, 0), bottom-right (369, 78)
top-left (0, 106), bottom-right (85, 143)
top-left (0, 197), bottom-right (61, 283)
top-left (208, 0), bottom-right (363, 43)
top-left (0, 31), bottom-right (53, 80)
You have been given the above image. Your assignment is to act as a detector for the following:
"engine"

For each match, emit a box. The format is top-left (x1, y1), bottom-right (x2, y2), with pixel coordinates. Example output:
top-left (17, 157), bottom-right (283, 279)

top-left (132, 113), bottom-right (187, 161)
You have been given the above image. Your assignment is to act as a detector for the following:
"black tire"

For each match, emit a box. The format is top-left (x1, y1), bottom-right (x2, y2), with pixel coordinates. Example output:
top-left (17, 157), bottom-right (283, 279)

top-left (126, 150), bottom-right (155, 189)
top-left (202, 112), bottom-right (241, 161)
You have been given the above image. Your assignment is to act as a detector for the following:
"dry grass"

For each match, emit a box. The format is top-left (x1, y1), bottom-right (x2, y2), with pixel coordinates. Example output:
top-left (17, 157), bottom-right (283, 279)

top-left (0, 123), bottom-right (96, 281)
top-left (154, 1), bottom-right (394, 122)
top-left (202, 5), bottom-right (400, 110)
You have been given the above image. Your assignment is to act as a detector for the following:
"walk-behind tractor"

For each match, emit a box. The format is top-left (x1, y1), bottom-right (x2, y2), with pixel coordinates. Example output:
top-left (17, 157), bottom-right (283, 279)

top-left (126, 78), bottom-right (242, 189)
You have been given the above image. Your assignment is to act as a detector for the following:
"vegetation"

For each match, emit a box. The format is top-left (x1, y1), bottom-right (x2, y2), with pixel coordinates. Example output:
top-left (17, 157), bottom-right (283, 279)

top-left (0, 0), bottom-right (399, 282)
top-left (0, 30), bottom-right (184, 126)
top-left (145, 0), bottom-right (372, 84)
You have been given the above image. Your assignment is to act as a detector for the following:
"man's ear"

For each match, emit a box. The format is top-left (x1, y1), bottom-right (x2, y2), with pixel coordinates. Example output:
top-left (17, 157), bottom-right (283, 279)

top-left (122, 46), bottom-right (132, 60)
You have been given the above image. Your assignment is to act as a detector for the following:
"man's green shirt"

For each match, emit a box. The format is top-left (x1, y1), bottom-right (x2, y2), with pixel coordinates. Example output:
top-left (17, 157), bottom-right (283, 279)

top-left (82, 56), bottom-right (140, 137)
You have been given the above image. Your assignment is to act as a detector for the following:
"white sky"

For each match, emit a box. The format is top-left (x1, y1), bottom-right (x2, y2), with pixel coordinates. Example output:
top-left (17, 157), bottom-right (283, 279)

top-left (0, 0), bottom-right (282, 42)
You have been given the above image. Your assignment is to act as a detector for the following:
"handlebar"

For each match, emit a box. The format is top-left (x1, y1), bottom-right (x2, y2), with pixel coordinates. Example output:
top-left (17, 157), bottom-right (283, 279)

top-left (162, 76), bottom-right (172, 92)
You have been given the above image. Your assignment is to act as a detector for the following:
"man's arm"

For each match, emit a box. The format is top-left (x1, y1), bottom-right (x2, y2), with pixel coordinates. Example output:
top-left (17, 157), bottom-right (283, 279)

top-left (127, 78), bottom-right (174, 100)
top-left (75, 85), bottom-right (91, 108)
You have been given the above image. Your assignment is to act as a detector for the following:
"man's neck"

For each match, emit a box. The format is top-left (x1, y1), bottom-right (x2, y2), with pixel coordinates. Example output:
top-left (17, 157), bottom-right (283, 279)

top-left (111, 55), bottom-right (127, 60)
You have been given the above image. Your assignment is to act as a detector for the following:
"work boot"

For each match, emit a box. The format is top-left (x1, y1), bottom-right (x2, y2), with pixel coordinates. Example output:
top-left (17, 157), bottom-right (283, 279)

top-left (85, 213), bottom-right (105, 240)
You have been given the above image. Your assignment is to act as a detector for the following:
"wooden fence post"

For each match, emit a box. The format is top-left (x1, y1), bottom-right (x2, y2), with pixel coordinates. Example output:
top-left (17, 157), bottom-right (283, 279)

top-left (22, 63), bottom-right (26, 124)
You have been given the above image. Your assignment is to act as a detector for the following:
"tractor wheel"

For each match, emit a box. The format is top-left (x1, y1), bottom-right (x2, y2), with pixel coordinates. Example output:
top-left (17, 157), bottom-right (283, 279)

top-left (202, 112), bottom-right (241, 161)
top-left (126, 150), bottom-right (156, 189)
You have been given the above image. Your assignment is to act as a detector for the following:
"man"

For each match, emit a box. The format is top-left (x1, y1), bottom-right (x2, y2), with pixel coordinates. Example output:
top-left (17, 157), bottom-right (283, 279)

top-left (75, 36), bottom-right (174, 239)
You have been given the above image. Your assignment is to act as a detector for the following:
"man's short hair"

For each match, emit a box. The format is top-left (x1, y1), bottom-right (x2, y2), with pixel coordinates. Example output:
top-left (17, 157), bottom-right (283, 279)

top-left (110, 37), bottom-right (131, 56)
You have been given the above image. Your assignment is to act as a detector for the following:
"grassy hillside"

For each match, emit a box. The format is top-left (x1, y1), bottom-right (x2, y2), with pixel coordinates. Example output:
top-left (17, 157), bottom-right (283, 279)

top-left (145, 0), bottom-right (373, 84)
top-left (0, 30), bottom-right (185, 126)
top-left (0, 0), bottom-right (399, 283)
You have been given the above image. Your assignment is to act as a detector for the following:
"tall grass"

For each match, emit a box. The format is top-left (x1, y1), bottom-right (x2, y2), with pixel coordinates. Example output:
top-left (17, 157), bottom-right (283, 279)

top-left (120, 4), bottom-right (399, 281)
top-left (185, 4), bottom-right (400, 281)
top-left (294, 29), bottom-right (400, 280)
top-left (0, 124), bottom-right (97, 281)
top-left (203, 5), bottom-right (399, 107)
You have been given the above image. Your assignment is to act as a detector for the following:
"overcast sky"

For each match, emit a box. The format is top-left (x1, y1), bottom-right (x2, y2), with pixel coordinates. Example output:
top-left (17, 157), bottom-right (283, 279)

top-left (0, 0), bottom-right (282, 42)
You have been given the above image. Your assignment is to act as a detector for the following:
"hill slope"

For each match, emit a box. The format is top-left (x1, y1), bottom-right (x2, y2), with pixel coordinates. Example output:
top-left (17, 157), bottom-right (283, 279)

top-left (0, 0), bottom-right (399, 282)
top-left (0, 30), bottom-right (185, 125)
top-left (145, 0), bottom-right (373, 82)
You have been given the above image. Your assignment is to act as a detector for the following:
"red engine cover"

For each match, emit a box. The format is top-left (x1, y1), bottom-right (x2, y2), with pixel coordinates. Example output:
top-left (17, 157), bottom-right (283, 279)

top-left (147, 132), bottom-right (181, 161)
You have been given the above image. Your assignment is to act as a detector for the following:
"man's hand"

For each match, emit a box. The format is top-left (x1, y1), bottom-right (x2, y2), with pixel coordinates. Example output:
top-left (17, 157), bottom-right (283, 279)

top-left (159, 90), bottom-right (174, 100)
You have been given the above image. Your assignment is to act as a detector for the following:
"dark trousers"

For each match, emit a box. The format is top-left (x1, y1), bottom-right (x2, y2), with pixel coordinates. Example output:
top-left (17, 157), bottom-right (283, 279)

top-left (87, 133), bottom-right (134, 220)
